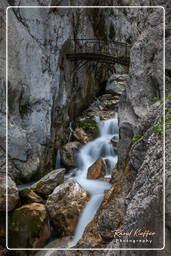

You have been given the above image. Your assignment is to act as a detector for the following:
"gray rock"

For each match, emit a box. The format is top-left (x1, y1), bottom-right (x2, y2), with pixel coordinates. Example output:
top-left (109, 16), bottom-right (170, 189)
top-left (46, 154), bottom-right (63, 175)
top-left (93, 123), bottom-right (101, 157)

top-left (61, 142), bottom-right (82, 168)
top-left (32, 168), bottom-right (65, 197)
top-left (46, 179), bottom-right (89, 237)
top-left (106, 74), bottom-right (128, 95)
top-left (0, 175), bottom-right (19, 212)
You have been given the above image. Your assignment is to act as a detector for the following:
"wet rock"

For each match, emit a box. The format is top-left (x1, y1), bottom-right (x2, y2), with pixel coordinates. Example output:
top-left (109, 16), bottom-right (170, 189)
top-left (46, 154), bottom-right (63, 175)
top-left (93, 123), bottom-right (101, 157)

top-left (61, 142), bottom-right (82, 168)
top-left (111, 134), bottom-right (119, 149)
top-left (87, 158), bottom-right (107, 180)
top-left (106, 74), bottom-right (128, 96)
top-left (32, 168), bottom-right (65, 197)
top-left (9, 203), bottom-right (50, 248)
top-left (0, 175), bottom-right (19, 212)
top-left (73, 127), bottom-right (91, 144)
top-left (78, 119), bottom-right (99, 138)
top-left (99, 111), bottom-right (116, 120)
top-left (19, 188), bottom-right (43, 204)
top-left (46, 179), bottom-right (89, 237)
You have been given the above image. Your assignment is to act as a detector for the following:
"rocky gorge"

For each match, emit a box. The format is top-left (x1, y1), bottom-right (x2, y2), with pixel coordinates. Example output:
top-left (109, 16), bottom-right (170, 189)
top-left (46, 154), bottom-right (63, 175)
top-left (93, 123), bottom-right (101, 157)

top-left (0, 0), bottom-right (171, 256)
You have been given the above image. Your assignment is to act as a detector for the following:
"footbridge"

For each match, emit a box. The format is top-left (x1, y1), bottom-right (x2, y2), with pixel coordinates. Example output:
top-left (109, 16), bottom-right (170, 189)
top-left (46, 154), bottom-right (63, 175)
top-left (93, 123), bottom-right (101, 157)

top-left (66, 39), bottom-right (131, 73)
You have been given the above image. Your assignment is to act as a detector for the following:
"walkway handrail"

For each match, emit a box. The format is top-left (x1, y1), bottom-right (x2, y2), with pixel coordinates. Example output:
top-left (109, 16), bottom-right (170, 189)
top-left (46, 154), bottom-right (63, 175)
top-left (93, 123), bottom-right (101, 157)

top-left (69, 38), bottom-right (131, 58)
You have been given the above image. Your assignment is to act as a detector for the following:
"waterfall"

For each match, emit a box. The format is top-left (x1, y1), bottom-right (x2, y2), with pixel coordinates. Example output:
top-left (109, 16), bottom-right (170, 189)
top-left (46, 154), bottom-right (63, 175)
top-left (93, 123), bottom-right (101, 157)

top-left (68, 122), bottom-right (74, 142)
top-left (69, 114), bottom-right (119, 247)
top-left (55, 150), bottom-right (61, 169)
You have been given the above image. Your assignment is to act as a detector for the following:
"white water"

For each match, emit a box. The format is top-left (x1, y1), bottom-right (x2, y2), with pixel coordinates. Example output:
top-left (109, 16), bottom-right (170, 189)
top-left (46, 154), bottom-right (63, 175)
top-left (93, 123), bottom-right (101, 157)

top-left (55, 149), bottom-right (61, 169)
top-left (69, 115), bottom-right (119, 247)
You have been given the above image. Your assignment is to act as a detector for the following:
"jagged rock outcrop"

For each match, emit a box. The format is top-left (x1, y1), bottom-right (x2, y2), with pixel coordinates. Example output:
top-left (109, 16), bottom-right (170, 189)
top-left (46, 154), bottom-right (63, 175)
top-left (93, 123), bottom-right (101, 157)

top-left (118, 7), bottom-right (164, 169)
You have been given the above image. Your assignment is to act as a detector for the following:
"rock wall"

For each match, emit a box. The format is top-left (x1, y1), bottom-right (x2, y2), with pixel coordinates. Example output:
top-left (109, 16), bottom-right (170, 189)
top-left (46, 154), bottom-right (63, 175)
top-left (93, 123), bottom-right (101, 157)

top-left (0, 0), bottom-right (115, 183)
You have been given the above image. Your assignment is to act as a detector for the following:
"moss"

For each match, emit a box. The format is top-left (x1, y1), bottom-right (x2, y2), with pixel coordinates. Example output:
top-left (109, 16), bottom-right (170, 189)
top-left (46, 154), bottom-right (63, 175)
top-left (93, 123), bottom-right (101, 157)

top-left (132, 134), bottom-right (143, 143)
top-left (9, 208), bottom-right (25, 229)
top-left (20, 188), bottom-right (31, 197)
top-left (9, 207), bottom-right (43, 237)
top-left (150, 97), bottom-right (160, 103)
top-left (29, 215), bottom-right (42, 237)
top-left (152, 115), bottom-right (171, 135)
top-left (78, 119), bottom-right (99, 137)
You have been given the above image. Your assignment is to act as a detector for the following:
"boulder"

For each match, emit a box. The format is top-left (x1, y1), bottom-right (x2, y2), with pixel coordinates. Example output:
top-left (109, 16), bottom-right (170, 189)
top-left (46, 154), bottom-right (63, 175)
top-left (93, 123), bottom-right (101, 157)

top-left (87, 158), bottom-right (107, 180)
top-left (32, 168), bottom-right (65, 197)
top-left (46, 179), bottom-right (89, 237)
top-left (0, 175), bottom-right (19, 212)
top-left (105, 74), bottom-right (128, 95)
top-left (73, 127), bottom-right (91, 144)
top-left (19, 188), bottom-right (43, 204)
top-left (61, 142), bottom-right (82, 168)
top-left (9, 203), bottom-right (50, 248)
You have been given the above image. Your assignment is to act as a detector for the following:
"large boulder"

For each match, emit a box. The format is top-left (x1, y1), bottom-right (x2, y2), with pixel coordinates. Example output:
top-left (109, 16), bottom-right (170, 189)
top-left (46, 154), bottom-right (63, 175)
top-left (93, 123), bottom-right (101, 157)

top-left (87, 158), bottom-right (107, 180)
top-left (0, 175), bottom-right (19, 212)
top-left (32, 168), bottom-right (65, 197)
top-left (46, 179), bottom-right (89, 237)
top-left (61, 142), bottom-right (82, 168)
top-left (106, 74), bottom-right (128, 96)
top-left (9, 203), bottom-right (50, 248)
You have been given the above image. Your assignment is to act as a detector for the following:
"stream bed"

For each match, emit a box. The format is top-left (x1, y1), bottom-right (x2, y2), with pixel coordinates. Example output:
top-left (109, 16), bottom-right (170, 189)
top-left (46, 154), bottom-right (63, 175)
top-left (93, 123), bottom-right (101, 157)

top-left (69, 115), bottom-right (119, 247)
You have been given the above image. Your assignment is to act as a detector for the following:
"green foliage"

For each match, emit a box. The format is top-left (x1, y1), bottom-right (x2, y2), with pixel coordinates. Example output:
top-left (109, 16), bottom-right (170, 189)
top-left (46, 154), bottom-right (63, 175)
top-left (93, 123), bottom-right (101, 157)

top-left (78, 119), bottom-right (99, 137)
top-left (150, 97), bottom-right (160, 103)
top-left (166, 93), bottom-right (171, 101)
top-left (132, 134), bottom-right (143, 143)
top-left (152, 116), bottom-right (171, 135)
top-left (152, 124), bottom-right (163, 135)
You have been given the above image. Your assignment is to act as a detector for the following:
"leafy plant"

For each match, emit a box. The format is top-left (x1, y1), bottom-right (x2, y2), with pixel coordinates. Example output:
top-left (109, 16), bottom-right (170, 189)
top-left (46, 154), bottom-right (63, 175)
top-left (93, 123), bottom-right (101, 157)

top-left (132, 134), bottom-right (143, 143)
top-left (152, 124), bottom-right (163, 135)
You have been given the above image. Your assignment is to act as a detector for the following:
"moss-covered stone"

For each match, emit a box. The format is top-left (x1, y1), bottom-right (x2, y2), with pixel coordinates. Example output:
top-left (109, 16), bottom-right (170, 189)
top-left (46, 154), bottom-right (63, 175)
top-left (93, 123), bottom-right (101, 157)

top-left (78, 119), bottom-right (99, 138)
top-left (19, 188), bottom-right (43, 204)
top-left (9, 203), bottom-right (50, 248)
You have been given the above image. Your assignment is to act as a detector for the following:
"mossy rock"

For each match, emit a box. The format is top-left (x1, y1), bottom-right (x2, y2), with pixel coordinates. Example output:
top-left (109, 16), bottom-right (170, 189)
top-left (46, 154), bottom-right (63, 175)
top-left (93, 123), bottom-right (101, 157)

top-left (78, 119), bottom-right (99, 138)
top-left (8, 203), bottom-right (50, 248)
top-left (19, 188), bottom-right (43, 204)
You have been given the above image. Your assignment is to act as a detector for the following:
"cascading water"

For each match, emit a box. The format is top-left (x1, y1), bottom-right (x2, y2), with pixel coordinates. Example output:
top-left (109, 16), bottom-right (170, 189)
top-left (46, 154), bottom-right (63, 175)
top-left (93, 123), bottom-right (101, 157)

top-left (69, 114), bottom-right (119, 247)
top-left (55, 149), bottom-right (61, 169)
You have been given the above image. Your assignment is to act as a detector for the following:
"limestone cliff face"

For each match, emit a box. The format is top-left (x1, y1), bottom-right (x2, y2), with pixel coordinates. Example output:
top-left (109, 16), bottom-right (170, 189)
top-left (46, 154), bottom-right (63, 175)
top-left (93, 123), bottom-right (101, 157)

top-left (0, 0), bottom-right (112, 182)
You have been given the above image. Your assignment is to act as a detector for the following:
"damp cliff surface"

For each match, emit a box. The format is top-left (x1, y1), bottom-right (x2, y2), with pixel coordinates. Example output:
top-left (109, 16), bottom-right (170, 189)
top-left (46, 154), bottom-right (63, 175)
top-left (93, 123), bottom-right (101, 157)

top-left (0, 0), bottom-right (171, 256)
top-left (0, 0), bottom-right (151, 183)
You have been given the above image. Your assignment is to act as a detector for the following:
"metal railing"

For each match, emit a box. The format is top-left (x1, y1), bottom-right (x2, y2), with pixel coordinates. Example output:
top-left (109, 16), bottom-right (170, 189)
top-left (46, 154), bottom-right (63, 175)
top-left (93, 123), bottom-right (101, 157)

top-left (70, 38), bottom-right (131, 58)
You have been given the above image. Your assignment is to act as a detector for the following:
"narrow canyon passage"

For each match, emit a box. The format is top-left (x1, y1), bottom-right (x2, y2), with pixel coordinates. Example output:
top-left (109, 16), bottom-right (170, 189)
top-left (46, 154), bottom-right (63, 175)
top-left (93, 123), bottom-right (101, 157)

top-left (1, 4), bottom-right (168, 255)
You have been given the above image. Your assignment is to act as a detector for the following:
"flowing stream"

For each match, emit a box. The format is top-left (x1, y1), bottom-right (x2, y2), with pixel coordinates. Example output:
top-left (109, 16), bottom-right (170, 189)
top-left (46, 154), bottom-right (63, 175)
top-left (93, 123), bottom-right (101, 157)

top-left (69, 114), bottom-right (119, 247)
